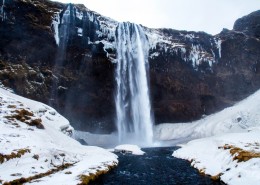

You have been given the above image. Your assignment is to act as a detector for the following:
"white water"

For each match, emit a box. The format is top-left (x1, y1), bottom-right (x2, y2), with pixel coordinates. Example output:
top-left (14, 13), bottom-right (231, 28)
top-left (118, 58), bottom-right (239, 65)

top-left (1, 0), bottom-right (5, 22)
top-left (115, 22), bottom-right (153, 145)
top-left (59, 6), bottom-right (71, 51)
top-left (49, 5), bottom-right (71, 106)
top-left (52, 12), bottom-right (61, 46)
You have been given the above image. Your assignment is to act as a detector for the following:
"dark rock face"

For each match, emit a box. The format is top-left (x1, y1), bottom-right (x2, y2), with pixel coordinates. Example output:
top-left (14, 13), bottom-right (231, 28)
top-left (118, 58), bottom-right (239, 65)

top-left (0, 0), bottom-right (259, 133)
top-left (233, 10), bottom-right (260, 38)
top-left (149, 20), bottom-right (260, 123)
top-left (0, 0), bottom-right (116, 132)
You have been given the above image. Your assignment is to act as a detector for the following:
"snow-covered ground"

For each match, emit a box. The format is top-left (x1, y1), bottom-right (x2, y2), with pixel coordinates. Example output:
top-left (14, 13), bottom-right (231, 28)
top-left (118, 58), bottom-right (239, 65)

top-left (155, 89), bottom-right (260, 141)
top-left (0, 87), bottom-right (118, 185)
top-left (173, 130), bottom-right (260, 185)
top-left (114, 144), bottom-right (145, 155)
top-left (158, 89), bottom-right (260, 185)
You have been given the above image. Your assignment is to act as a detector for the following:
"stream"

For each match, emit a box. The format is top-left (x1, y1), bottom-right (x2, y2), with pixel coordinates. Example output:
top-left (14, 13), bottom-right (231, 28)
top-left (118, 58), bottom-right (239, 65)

top-left (90, 147), bottom-right (224, 185)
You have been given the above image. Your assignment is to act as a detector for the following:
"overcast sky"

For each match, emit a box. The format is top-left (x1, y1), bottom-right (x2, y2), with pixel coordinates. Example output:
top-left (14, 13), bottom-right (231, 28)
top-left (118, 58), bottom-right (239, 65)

top-left (54, 0), bottom-right (260, 35)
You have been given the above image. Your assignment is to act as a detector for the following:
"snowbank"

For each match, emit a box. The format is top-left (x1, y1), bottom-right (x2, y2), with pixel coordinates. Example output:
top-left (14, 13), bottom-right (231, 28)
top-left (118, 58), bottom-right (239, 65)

top-left (170, 89), bottom-right (260, 185)
top-left (0, 88), bottom-right (118, 185)
top-left (155, 89), bottom-right (260, 141)
top-left (114, 144), bottom-right (145, 155)
top-left (173, 128), bottom-right (260, 185)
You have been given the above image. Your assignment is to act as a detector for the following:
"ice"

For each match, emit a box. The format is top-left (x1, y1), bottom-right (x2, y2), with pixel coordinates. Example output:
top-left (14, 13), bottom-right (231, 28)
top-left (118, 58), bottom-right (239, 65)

top-left (52, 12), bottom-right (61, 46)
top-left (214, 37), bottom-right (222, 58)
top-left (77, 27), bottom-right (83, 36)
top-left (76, 8), bottom-right (83, 20)
top-left (149, 52), bottom-right (160, 59)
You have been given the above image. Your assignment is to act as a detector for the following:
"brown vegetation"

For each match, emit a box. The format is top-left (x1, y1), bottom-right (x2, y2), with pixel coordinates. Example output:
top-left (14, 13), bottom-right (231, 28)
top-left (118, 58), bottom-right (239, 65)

top-left (5, 109), bottom-right (44, 129)
top-left (0, 149), bottom-right (31, 164)
top-left (78, 162), bottom-right (117, 185)
top-left (220, 144), bottom-right (260, 162)
top-left (3, 162), bottom-right (75, 185)
top-left (210, 173), bottom-right (223, 181)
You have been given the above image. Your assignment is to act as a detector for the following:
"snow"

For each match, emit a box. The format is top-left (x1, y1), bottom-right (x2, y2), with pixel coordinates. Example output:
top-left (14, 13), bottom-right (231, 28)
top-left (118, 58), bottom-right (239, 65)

top-left (155, 89), bottom-right (260, 141)
top-left (149, 52), bottom-right (160, 59)
top-left (184, 33), bottom-right (198, 40)
top-left (145, 28), bottom-right (217, 68)
top-left (86, 12), bottom-right (94, 22)
top-left (145, 28), bottom-right (172, 49)
top-left (173, 130), bottom-right (260, 185)
top-left (73, 130), bottom-right (119, 148)
top-left (157, 89), bottom-right (260, 185)
top-left (114, 144), bottom-right (145, 155)
top-left (75, 9), bottom-right (83, 20)
top-left (77, 27), bottom-right (83, 37)
top-left (0, 87), bottom-right (118, 184)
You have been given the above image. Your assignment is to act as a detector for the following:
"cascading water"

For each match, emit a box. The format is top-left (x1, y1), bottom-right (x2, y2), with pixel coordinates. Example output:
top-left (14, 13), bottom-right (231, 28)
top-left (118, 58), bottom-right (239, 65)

top-left (49, 5), bottom-right (71, 107)
top-left (115, 22), bottom-right (153, 145)
top-left (1, 0), bottom-right (5, 22)
top-left (59, 6), bottom-right (71, 52)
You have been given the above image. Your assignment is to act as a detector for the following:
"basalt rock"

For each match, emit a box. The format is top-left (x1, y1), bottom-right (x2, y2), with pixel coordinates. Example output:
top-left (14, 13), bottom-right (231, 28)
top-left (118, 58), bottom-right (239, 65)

top-left (0, 0), bottom-right (259, 133)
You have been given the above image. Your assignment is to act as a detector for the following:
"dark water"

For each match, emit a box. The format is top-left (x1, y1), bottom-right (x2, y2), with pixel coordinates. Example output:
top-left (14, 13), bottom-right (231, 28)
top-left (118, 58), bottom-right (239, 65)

top-left (90, 147), bottom-right (224, 185)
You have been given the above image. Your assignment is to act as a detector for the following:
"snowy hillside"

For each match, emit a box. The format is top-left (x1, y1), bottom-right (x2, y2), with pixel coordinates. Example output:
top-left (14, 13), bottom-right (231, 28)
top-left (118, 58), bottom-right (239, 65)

top-left (0, 87), bottom-right (117, 185)
top-left (159, 89), bottom-right (260, 185)
top-left (173, 130), bottom-right (260, 185)
top-left (155, 89), bottom-right (260, 141)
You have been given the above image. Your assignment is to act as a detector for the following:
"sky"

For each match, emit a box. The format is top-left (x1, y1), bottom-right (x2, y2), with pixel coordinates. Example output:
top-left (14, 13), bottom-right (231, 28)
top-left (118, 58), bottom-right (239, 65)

top-left (53, 0), bottom-right (260, 35)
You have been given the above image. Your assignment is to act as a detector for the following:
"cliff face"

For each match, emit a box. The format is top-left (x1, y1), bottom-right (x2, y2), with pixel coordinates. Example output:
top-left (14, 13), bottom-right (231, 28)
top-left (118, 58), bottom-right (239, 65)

top-left (149, 25), bottom-right (260, 123)
top-left (0, 0), bottom-right (259, 133)
top-left (0, 0), bottom-right (117, 132)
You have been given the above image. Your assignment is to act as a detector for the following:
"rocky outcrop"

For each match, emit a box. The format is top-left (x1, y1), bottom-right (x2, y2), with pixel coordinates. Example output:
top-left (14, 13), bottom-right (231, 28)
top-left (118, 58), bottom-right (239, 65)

top-left (149, 20), bottom-right (260, 123)
top-left (0, 0), bottom-right (116, 132)
top-left (233, 10), bottom-right (260, 38)
top-left (0, 0), bottom-right (259, 133)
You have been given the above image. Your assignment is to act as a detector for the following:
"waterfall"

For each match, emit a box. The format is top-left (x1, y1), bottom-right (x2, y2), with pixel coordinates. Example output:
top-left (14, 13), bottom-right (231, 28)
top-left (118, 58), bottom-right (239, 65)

top-left (115, 22), bottom-right (153, 145)
top-left (1, 0), bottom-right (5, 22)
top-left (59, 5), bottom-right (71, 54)
top-left (49, 5), bottom-right (71, 107)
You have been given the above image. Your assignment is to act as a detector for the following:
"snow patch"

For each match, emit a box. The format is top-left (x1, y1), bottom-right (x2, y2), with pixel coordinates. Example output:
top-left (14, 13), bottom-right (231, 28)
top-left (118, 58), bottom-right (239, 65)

top-left (76, 8), bottom-right (83, 20)
top-left (77, 27), bottom-right (83, 37)
top-left (155, 89), bottom-right (260, 141)
top-left (86, 12), bottom-right (94, 22)
top-left (114, 144), bottom-right (145, 155)
top-left (173, 130), bottom-right (260, 185)
top-left (0, 87), bottom-right (118, 184)
top-left (169, 89), bottom-right (260, 185)
top-left (150, 52), bottom-right (160, 59)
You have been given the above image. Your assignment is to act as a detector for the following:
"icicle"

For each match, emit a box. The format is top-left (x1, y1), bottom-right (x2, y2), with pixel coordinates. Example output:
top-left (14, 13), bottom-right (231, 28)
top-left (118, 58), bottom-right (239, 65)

top-left (52, 11), bottom-right (61, 46)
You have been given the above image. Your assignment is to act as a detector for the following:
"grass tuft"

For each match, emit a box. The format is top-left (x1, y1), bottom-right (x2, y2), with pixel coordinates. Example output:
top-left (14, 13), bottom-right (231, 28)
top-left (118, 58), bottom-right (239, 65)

top-left (78, 162), bottom-right (117, 185)
top-left (0, 149), bottom-right (31, 164)
top-left (3, 162), bottom-right (75, 185)
top-left (5, 109), bottom-right (44, 129)
top-left (220, 144), bottom-right (260, 162)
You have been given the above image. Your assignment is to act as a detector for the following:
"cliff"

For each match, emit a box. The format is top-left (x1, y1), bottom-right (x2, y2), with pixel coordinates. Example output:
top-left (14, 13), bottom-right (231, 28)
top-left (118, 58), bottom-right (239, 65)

top-left (0, 0), bottom-right (259, 133)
